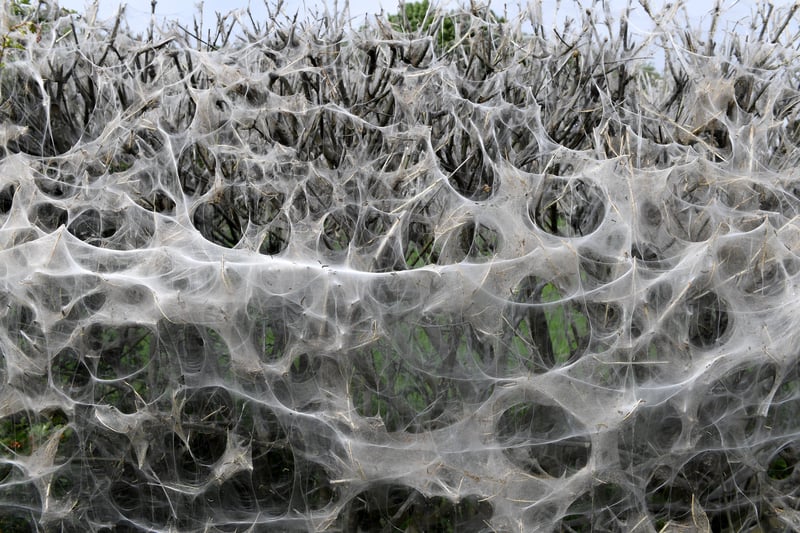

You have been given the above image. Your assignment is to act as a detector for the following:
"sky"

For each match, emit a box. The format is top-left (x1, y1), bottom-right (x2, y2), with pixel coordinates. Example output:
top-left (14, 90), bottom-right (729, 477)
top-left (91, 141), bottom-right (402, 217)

top-left (56, 0), bottom-right (791, 33)
top-left (56, 0), bottom-right (798, 61)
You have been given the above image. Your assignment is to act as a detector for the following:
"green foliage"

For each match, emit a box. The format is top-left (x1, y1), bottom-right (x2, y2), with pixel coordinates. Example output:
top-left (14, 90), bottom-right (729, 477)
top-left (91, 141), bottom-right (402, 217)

top-left (640, 63), bottom-right (662, 82)
top-left (0, 411), bottom-right (68, 456)
top-left (540, 283), bottom-right (589, 363)
top-left (0, 23), bottom-right (35, 69)
top-left (388, 0), bottom-right (456, 49)
top-left (509, 279), bottom-right (590, 373)
top-left (10, 0), bottom-right (33, 17)
top-left (768, 447), bottom-right (797, 480)
top-left (1, 0), bottom-right (78, 68)
top-left (405, 230), bottom-right (437, 268)
top-left (350, 322), bottom-right (492, 432)
top-left (2, 1), bottom-right (38, 69)
top-left (387, 1), bottom-right (506, 52)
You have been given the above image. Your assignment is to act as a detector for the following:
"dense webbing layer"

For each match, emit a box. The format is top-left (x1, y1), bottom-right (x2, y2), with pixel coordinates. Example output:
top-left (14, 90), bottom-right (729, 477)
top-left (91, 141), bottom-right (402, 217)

top-left (1, 1), bottom-right (800, 531)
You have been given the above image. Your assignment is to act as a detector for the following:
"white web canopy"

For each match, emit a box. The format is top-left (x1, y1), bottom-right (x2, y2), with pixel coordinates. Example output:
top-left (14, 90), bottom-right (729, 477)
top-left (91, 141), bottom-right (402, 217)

top-left (1, 0), bottom-right (800, 530)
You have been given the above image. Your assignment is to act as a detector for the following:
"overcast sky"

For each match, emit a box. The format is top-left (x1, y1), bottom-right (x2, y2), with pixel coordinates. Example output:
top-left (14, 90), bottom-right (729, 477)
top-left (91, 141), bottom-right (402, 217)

top-left (57, 0), bottom-right (797, 58)
top-left (57, 0), bottom-right (792, 31)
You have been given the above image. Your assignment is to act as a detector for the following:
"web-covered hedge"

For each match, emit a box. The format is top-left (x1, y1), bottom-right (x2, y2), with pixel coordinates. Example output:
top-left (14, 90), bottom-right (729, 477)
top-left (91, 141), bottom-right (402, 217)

top-left (1, 0), bottom-right (800, 530)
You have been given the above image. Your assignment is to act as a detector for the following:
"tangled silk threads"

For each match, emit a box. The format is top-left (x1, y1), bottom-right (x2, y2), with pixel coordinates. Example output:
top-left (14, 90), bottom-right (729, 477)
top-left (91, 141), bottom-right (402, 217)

top-left (1, 1), bottom-right (800, 531)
